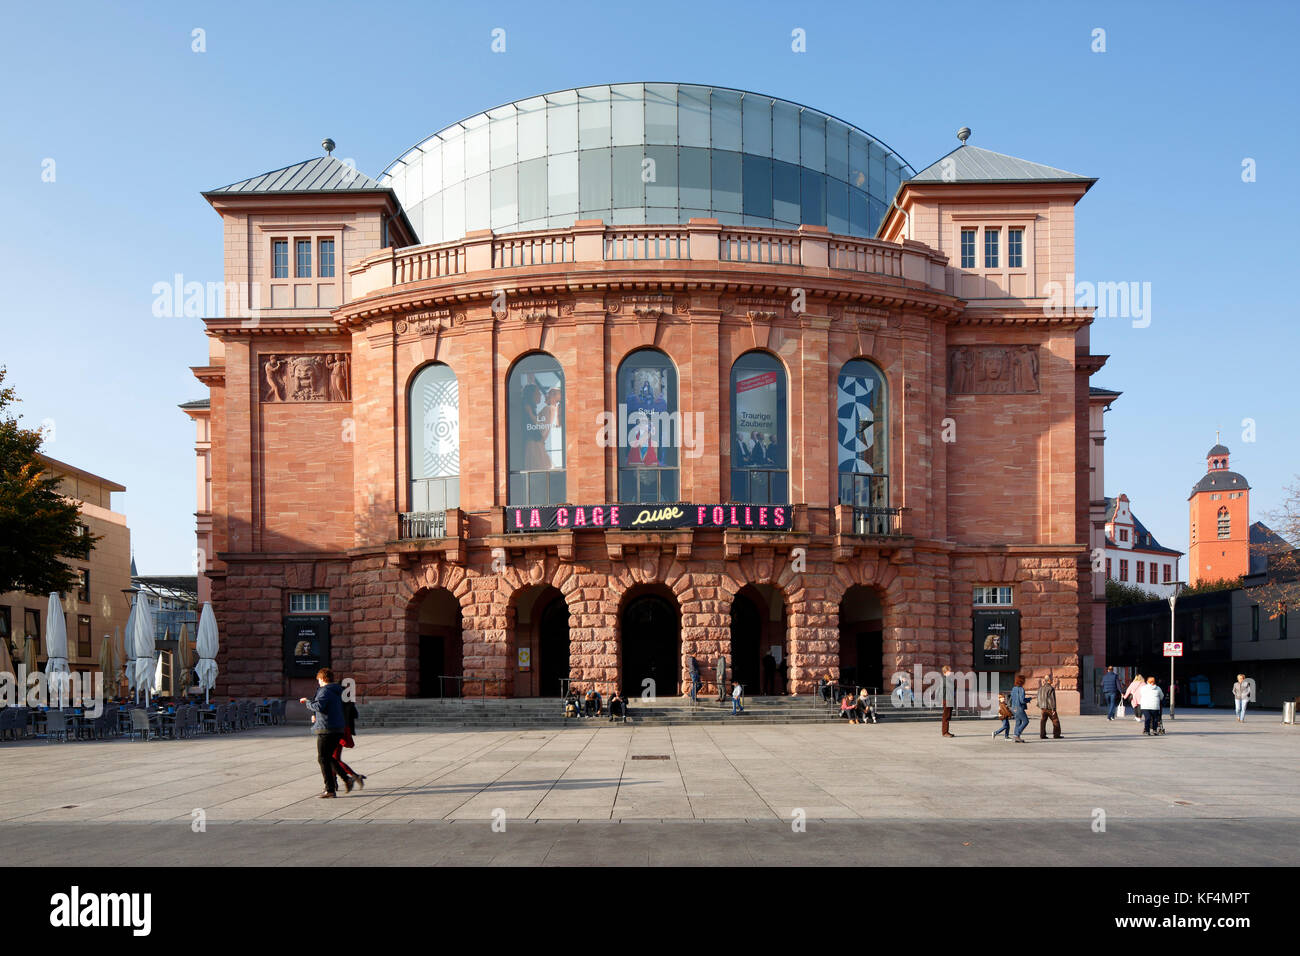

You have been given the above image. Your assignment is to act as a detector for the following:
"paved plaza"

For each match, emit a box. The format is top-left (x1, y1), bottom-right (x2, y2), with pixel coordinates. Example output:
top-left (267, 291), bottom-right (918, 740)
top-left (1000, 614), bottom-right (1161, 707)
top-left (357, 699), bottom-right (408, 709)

top-left (2, 712), bottom-right (1296, 865)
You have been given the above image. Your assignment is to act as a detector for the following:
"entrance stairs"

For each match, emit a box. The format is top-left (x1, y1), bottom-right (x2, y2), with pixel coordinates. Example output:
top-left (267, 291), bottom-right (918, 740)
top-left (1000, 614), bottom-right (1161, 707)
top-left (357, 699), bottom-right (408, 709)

top-left (356, 695), bottom-right (985, 730)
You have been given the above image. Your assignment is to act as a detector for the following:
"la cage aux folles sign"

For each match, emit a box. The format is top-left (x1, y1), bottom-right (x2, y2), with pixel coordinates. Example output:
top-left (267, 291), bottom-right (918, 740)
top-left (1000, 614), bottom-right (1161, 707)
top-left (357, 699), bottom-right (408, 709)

top-left (506, 503), bottom-right (793, 533)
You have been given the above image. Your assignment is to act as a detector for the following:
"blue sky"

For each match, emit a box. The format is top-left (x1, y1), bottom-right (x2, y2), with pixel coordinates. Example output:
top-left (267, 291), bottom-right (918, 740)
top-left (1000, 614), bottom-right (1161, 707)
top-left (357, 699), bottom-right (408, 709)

top-left (0, 0), bottom-right (1296, 572)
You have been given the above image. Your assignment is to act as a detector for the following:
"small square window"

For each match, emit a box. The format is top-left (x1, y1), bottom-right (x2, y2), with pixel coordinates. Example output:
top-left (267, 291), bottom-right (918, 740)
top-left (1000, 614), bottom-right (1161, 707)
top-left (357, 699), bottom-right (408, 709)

top-left (289, 592), bottom-right (330, 614)
top-left (983, 228), bottom-right (999, 268)
top-left (973, 586), bottom-right (1012, 606)
top-left (272, 240), bottom-right (289, 278)
top-left (295, 239), bottom-right (312, 278)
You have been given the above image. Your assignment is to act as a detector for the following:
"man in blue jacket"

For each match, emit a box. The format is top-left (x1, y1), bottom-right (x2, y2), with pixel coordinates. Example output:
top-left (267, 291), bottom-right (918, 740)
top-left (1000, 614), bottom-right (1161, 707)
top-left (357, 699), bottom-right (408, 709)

top-left (1100, 666), bottom-right (1122, 721)
top-left (300, 667), bottom-right (347, 798)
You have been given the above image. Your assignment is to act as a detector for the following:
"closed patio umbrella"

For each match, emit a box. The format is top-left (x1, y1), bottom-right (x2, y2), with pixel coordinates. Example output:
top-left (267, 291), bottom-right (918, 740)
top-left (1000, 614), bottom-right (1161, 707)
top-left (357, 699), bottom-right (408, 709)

top-left (23, 634), bottom-right (40, 678)
top-left (176, 622), bottom-right (192, 696)
top-left (130, 595), bottom-right (157, 706)
top-left (44, 593), bottom-right (71, 708)
top-left (98, 631), bottom-right (117, 701)
top-left (123, 602), bottom-right (136, 695)
top-left (195, 603), bottom-right (219, 705)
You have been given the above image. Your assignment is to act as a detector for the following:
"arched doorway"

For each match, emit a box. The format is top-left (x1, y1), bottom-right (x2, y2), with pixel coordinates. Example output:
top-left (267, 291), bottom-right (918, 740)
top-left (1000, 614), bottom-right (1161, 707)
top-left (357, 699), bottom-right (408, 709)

top-left (413, 588), bottom-right (463, 698)
top-left (731, 584), bottom-right (789, 695)
top-left (620, 590), bottom-right (680, 698)
top-left (839, 586), bottom-right (884, 693)
top-left (513, 585), bottom-right (569, 697)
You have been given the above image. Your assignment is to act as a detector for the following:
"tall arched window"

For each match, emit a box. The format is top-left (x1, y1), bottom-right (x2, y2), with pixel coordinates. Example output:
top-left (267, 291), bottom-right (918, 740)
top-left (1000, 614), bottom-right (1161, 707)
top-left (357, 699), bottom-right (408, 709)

top-left (508, 353), bottom-right (566, 506)
top-left (836, 358), bottom-right (888, 508)
top-left (617, 349), bottom-right (680, 503)
top-left (409, 363), bottom-right (460, 513)
top-left (1217, 506), bottom-right (1230, 538)
top-left (729, 351), bottom-right (788, 504)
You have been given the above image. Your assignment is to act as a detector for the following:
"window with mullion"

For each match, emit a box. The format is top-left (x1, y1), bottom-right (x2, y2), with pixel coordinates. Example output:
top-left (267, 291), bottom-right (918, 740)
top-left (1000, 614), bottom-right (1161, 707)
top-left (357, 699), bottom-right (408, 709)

top-left (295, 239), bottom-right (312, 278)
top-left (272, 240), bottom-right (289, 278)
top-left (1007, 228), bottom-right (1023, 268)
top-left (983, 227), bottom-right (999, 268)
top-left (318, 238), bottom-right (335, 278)
top-left (960, 228), bottom-right (975, 268)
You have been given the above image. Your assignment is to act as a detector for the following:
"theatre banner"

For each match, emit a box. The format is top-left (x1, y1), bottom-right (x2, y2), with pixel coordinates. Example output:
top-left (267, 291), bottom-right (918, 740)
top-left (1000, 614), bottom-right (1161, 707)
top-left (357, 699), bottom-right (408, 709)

top-left (505, 503), bottom-right (793, 532)
top-left (284, 616), bottom-right (331, 677)
top-left (972, 608), bottom-right (1020, 671)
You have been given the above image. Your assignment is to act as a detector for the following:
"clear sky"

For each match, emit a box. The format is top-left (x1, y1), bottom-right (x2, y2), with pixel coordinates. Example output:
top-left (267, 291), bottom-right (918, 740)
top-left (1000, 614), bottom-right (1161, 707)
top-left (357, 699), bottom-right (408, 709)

top-left (0, 0), bottom-right (1296, 573)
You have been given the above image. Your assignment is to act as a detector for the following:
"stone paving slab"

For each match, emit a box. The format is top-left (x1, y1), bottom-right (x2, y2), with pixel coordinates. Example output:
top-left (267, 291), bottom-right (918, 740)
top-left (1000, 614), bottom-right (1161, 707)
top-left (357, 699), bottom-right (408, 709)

top-left (0, 713), bottom-right (1294, 835)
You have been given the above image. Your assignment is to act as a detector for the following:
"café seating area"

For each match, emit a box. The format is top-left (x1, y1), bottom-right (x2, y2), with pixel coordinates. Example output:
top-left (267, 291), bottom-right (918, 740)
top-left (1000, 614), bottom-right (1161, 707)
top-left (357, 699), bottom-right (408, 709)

top-left (0, 698), bottom-right (288, 742)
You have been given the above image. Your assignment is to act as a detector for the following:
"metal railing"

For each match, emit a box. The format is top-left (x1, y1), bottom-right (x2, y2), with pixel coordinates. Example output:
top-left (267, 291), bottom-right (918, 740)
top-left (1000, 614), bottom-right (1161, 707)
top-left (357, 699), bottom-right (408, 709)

top-left (852, 507), bottom-right (903, 537)
top-left (399, 510), bottom-right (447, 539)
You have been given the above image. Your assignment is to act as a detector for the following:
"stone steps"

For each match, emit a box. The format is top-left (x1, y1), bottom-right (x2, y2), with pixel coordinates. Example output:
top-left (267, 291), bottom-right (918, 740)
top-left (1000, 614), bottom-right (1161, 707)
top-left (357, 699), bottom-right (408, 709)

top-left (355, 695), bottom-right (984, 729)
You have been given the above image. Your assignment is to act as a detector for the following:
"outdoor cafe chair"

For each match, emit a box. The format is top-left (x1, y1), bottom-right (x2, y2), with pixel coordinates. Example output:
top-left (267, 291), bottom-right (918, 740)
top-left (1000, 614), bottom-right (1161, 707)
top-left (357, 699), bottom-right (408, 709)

top-left (128, 709), bottom-right (153, 742)
top-left (46, 710), bottom-right (71, 743)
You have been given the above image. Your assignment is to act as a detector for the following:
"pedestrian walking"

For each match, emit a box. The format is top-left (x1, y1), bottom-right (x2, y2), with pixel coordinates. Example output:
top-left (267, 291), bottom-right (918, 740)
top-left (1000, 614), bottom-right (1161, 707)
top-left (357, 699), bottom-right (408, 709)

top-left (940, 664), bottom-right (956, 737)
top-left (1139, 676), bottom-right (1165, 736)
top-left (1232, 673), bottom-right (1252, 722)
top-left (300, 667), bottom-right (347, 798)
top-left (1036, 675), bottom-right (1062, 739)
top-left (716, 655), bottom-right (727, 703)
top-left (731, 680), bottom-right (744, 715)
top-left (332, 697), bottom-right (367, 792)
top-left (688, 655), bottom-right (701, 703)
top-left (1101, 666), bottom-right (1121, 720)
top-left (1123, 673), bottom-right (1145, 723)
top-left (1008, 674), bottom-right (1032, 743)
top-left (991, 692), bottom-right (1012, 740)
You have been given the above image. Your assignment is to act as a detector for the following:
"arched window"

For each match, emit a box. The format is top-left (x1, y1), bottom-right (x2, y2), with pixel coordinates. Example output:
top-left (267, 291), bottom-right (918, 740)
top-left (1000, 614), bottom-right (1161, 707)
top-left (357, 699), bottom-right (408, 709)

top-left (616, 349), bottom-right (679, 504)
top-left (1217, 506), bottom-right (1230, 538)
top-left (508, 353), bottom-right (566, 506)
top-left (409, 363), bottom-right (460, 513)
top-left (729, 351), bottom-right (788, 504)
top-left (836, 359), bottom-right (888, 508)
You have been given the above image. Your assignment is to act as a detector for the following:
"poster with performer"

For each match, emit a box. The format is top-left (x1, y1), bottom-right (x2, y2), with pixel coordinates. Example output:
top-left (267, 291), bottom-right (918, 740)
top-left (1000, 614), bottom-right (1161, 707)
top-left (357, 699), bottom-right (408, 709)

top-left (733, 369), bottom-right (781, 470)
top-left (509, 355), bottom-right (566, 472)
top-left (618, 356), bottom-right (677, 469)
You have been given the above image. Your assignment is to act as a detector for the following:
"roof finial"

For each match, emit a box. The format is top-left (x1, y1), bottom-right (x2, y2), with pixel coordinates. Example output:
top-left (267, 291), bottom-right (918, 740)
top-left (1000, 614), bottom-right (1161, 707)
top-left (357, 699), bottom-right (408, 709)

top-left (322, 138), bottom-right (336, 156)
top-left (1216, 428), bottom-right (1220, 444)
top-left (957, 127), bottom-right (971, 146)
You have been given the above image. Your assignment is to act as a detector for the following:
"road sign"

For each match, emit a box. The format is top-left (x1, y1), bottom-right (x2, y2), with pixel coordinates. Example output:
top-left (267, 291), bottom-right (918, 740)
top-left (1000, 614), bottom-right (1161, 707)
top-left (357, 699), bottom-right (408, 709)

top-left (1163, 642), bottom-right (1184, 657)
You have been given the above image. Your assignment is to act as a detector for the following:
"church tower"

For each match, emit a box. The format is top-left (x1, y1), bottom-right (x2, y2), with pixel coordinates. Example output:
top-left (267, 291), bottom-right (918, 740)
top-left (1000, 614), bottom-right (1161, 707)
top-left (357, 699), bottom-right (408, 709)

top-left (1187, 440), bottom-right (1251, 585)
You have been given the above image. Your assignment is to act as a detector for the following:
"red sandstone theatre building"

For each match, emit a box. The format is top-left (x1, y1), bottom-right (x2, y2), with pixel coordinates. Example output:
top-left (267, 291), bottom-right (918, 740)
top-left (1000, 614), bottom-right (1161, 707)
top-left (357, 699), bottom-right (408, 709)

top-left (186, 84), bottom-right (1107, 712)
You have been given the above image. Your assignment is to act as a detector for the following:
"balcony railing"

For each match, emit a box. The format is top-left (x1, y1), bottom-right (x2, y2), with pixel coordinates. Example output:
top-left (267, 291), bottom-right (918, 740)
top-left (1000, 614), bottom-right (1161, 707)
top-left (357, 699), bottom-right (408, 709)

top-left (852, 507), bottom-right (904, 537)
top-left (603, 230), bottom-right (690, 260)
top-left (399, 511), bottom-right (447, 540)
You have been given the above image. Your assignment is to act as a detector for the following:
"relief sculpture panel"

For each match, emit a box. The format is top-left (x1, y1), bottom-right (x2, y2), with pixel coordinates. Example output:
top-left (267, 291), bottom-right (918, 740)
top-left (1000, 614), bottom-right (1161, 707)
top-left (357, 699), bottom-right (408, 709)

top-left (948, 345), bottom-right (1040, 394)
top-left (261, 353), bottom-right (351, 403)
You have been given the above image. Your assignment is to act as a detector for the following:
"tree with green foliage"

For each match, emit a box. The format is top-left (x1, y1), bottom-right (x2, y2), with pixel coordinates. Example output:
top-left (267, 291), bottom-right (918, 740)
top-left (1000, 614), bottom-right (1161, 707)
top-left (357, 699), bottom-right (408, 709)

top-left (0, 367), bottom-right (97, 595)
top-left (1105, 578), bottom-right (1158, 607)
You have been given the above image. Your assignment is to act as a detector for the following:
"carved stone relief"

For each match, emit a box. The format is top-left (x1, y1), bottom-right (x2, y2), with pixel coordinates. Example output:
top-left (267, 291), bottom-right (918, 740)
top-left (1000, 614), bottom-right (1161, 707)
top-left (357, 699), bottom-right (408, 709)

top-left (261, 353), bottom-right (350, 403)
top-left (948, 345), bottom-right (1040, 394)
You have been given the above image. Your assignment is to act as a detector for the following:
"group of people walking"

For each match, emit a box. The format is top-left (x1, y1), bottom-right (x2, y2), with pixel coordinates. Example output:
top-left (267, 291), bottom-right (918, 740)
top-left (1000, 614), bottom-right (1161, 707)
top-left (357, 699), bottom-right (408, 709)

top-left (300, 668), bottom-right (366, 798)
top-left (990, 674), bottom-right (1062, 742)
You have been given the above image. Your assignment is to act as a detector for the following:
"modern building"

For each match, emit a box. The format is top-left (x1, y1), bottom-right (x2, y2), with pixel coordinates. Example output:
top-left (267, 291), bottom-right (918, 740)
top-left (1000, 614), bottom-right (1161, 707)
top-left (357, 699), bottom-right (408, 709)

top-left (1189, 442), bottom-right (1252, 585)
top-left (1103, 493), bottom-right (1183, 598)
top-left (188, 83), bottom-right (1108, 710)
top-left (0, 454), bottom-right (132, 676)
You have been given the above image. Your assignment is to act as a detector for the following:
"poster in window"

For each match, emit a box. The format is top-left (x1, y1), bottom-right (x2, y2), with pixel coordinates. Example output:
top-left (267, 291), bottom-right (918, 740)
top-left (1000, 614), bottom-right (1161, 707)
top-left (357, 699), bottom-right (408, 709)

top-left (733, 369), bottom-right (780, 470)
top-left (837, 361), bottom-right (885, 475)
top-left (973, 608), bottom-right (1020, 671)
top-left (619, 355), bottom-right (677, 469)
top-left (510, 356), bottom-right (565, 472)
top-left (412, 364), bottom-right (459, 479)
top-left (284, 616), bottom-right (331, 677)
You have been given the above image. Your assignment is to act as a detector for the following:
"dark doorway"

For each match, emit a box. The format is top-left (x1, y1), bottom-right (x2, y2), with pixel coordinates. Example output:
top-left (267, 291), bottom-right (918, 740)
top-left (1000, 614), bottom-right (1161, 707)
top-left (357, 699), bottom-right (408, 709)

top-left (839, 586), bottom-right (884, 693)
top-left (731, 592), bottom-right (762, 694)
top-left (621, 593), bottom-right (680, 698)
top-left (416, 589), bottom-right (462, 697)
top-left (537, 595), bottom-right (570, 699)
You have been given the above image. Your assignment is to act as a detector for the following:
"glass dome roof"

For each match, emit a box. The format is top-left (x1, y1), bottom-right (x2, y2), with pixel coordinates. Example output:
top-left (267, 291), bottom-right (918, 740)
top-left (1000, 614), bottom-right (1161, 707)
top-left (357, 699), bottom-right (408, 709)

top-left (380, 83), bottom-right (913, 245)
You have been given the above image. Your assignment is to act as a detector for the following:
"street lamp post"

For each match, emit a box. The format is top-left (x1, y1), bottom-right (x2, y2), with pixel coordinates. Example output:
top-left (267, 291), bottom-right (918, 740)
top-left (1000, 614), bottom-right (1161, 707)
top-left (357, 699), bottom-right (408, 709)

top-left (1167, 581), bottom-right (1185, 720)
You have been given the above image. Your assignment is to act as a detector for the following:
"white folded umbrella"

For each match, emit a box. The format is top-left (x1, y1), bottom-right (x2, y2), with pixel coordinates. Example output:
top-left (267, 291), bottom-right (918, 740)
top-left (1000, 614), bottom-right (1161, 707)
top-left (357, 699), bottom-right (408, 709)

top-left (130, 595), bottom-right (157, 706)
top-left (195, 603), bottom-right (219, 704)
top-left (43, 593), bottom-right (71, 708)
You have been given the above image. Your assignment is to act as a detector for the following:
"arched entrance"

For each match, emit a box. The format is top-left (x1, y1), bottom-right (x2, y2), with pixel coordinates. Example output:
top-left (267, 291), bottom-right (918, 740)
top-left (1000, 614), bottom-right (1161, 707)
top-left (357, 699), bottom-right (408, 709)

top-left (839, 585), bottom-right (884, 693)
top-left (513, 585), bottom-right (569, 697)
top-left (730, 584), bottom-right (789, 695)
top-left (620, 589), bottom-right (681, 698)
top-left (413, 588), bottom-right (463, 698)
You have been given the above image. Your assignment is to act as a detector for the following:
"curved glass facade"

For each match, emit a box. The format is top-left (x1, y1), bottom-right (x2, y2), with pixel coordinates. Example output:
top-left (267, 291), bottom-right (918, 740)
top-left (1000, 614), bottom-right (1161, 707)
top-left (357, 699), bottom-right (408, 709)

top-left (381, 83), bottom-right (913, 244)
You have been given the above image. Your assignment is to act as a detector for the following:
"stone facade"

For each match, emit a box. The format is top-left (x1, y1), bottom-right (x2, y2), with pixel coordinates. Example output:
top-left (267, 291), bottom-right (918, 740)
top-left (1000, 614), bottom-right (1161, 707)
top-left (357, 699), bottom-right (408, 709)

top-left (192, 131), bottom-right (1105, 715)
